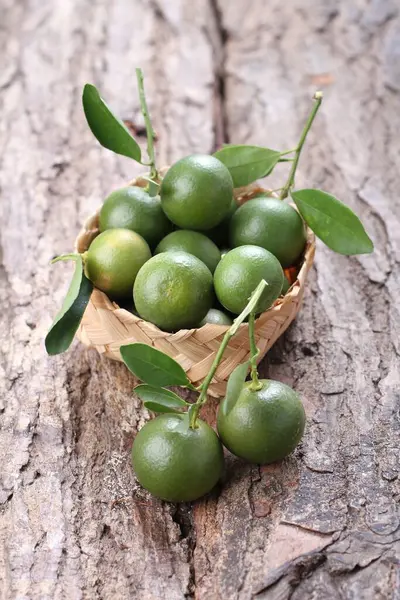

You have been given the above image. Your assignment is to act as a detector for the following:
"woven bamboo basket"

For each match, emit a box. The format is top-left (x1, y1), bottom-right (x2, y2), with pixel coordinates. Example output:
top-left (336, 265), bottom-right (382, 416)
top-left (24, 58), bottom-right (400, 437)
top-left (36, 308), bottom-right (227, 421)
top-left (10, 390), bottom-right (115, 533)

top-left (75, 170), bottom-right (315, 397)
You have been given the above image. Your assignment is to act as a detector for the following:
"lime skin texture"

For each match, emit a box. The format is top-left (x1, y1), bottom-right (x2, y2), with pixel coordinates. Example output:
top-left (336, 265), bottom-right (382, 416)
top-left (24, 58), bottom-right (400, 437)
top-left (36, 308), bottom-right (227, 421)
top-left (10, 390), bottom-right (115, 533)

top-left (230, 197), bottom-right (306, 268)
top-left (99, 186), bottom-right (172, 248)
top-left (213, 245), bottom-right (284, 315)
top-left (132, 413), bottom-right (224, 502)
top-left (133, 251), bottom-right (214, 332)
top-left (217, 380), bottom-right (306, 464)
top-left (281, 275), bottom-right (291, 295)
top-left (198, 308), bottom-right (233, 327)
top-left (160, 154), bottom-right (233, 230)
top-left (155, 229), bottom-right (221, 274)
top-left (85, 228), bottom-right (151, 298)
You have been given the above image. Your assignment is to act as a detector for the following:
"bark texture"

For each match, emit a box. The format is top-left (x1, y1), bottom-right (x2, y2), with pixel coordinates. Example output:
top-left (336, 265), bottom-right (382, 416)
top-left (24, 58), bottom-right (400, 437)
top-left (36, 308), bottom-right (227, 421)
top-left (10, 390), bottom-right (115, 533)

top-left (1, 0), bottom-right (400, 598)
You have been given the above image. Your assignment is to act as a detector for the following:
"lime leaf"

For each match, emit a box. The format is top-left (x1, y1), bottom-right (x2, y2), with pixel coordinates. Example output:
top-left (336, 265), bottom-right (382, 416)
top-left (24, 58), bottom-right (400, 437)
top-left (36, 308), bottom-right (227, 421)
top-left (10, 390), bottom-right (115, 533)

top-left (135, 384), bottom-right (189, 413)
top-left (45, 255), bottom-right (93, 355)
top-left (220, 361), bottom-right (249, 416)
top-left (120, 343), bottom-right (191, 387)
top-left (82, 84), bottom-right (142, 162)
top-left (292, 188), bottom-right (374, 255)
top-left (214, 145), bottom-right (281, 187)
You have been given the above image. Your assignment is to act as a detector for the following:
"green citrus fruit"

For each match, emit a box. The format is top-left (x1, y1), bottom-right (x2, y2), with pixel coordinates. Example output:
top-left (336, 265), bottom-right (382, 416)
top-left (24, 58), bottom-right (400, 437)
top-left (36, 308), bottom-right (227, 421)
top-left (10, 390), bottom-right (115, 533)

top-left (155, 230), bottom-right (221, 273)
top-left (217, 380), bottom-right (306, 464)
top-left (85, 229), bottom-right (151, 298)
top-left (213, 245), bottom-right (284, 315)
top-left (208, 197), bottom-right (238, 246)
top-left (281, 275), bottom-right (290, 295)
top-left (134, 251), bottom-right (213, 331)
top-left (99, 186), bottom-right (172, 248)
top-left (132, 413), bottom-right (224, 502)
top-left (199, 308), bottom-right (233, 327)
top-left (230, 198), bottom-right (306, 267)
top-left (220, 248), bottom-right (230, 259)
top-left (160, 155), bottom-right (233, 230)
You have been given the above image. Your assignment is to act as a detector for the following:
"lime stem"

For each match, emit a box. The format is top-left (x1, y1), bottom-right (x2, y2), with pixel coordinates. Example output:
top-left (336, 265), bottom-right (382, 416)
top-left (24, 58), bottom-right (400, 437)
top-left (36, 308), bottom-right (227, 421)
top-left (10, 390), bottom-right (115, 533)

top-left (248, 311), bottom-right (262, 390)
top-left (280, 91), bottom-right (323, 201)
top-left (51, 253), bottom-right (81, 265)
top-left (136, 68), bottom-right (158, 182)
top-left (189, 280), bottom-right (268, 428)
top-left (280, 148), bottom-right (298, 156)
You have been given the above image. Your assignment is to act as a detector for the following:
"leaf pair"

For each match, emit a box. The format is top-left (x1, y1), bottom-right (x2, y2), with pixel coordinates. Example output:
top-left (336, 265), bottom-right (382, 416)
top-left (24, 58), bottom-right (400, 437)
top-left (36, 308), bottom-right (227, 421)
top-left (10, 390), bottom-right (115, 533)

top-left (214, 145), bottom-right (282, 187)
top-left (120, 343), bottom-right (194, 414)
top-left (291, 189), bottom-right (373, 255)
top-left (45, 254), bottom-right (93, 355)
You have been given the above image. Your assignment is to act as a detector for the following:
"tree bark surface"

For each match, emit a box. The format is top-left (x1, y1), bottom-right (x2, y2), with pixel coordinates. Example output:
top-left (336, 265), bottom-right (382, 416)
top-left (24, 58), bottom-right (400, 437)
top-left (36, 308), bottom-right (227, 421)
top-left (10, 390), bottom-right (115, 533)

top-left (1, 1), bottom-right (399, 598)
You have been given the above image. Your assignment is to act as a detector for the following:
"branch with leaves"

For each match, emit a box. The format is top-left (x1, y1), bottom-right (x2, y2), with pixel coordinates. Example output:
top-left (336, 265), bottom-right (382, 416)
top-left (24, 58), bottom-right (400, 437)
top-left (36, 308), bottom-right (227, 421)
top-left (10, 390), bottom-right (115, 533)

top-left (215, 92), bottom-right (373, 256)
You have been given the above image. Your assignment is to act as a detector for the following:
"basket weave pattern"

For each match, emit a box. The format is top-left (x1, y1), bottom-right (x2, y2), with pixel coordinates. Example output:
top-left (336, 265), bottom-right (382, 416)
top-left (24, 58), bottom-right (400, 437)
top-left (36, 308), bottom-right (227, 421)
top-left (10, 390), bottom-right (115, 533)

top-left (75, 174), bottom-right (315, 397)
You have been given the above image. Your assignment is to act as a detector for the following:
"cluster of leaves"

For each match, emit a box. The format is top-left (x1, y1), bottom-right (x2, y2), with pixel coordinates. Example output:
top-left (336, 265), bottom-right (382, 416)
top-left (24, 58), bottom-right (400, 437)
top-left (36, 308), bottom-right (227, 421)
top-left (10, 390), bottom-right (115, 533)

top-left (120, 343), bottom-right (195, 413)
top-left (120, 343), bottom-right (250, 421)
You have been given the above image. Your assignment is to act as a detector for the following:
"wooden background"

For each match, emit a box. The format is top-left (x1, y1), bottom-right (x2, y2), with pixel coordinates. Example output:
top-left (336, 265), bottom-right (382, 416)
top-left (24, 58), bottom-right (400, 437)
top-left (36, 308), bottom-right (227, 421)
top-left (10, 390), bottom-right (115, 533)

top-left (1, 0), bottom-right (400, 598)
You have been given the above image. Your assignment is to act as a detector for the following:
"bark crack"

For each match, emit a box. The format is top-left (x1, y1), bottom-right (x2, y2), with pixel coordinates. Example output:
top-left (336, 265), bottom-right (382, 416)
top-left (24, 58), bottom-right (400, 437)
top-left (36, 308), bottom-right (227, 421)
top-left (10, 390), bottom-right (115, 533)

top-left (209, 0), bottom-right (229, 151)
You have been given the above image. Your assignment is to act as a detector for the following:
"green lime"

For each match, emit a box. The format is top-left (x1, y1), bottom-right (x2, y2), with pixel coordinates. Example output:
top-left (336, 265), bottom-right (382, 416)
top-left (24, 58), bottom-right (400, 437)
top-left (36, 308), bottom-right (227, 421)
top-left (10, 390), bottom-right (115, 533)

top-left (132, 413), bottom-right (224, 502)
top-left (155, 230), bottom-right (221, 274)
top-left (85, 229), bottom-right (151, 298)
top-left (230, 198), bottom-right (306, 267)
top-left (220, 248), bottom-right (230, 259)
top-left (134, 251), bottom-right (214, 331)
top-left (160, 155), bottom-right (233, 230)
top-left (198, 308), bottom-right (233, 327)
top-left (213, 245), bottom-right (284, 315)
top-left (99, 186), bottom-right (172, 248)
top-left (208, 197), bottom-right (238, 246)
top-left (281, 275), bottom-right (290, 295)
top-left (217, 380), bottom-right (306, 464)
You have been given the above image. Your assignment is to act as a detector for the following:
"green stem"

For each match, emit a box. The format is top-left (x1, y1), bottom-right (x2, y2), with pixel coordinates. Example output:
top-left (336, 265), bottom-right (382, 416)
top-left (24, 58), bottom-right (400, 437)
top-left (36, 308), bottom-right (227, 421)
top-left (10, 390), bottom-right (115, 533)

top-left (51, 253), bottom-right (81, 264)
top-left (136, 68), bottom-right (158, 182)
top-left (280, 91), bottom-right (323, 200)
top-left (189, 280), bottom-right (268, 428)
top-left (248, 311), bottom-right (262, 390)
top-left (280, 148), bottom-right (297, 156)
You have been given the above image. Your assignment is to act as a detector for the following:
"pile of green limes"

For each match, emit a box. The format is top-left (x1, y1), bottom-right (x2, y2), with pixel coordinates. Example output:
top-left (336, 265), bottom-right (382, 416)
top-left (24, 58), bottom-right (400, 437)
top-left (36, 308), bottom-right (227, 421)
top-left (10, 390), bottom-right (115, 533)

top-left (85, 153), bottom-right (305, 331)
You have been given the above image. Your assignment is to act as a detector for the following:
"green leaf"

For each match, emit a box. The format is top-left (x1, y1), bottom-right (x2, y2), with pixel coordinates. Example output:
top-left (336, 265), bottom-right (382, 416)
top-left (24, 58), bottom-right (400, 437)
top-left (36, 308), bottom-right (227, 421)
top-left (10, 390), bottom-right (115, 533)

top-left (219, 361), bottom-right (249, 416)
top-left (214, 145), bottom-right (281, 187)
top-left (120, 343), bottom-right (191, 387)
top-left (45, 255), bottom-right (93, 355)
top-left (82, 84), bottom-right (142, 162)
top-left (292, 188), bottom-right (374, 255)
top-left (135, 384), bottom-right (189, 413)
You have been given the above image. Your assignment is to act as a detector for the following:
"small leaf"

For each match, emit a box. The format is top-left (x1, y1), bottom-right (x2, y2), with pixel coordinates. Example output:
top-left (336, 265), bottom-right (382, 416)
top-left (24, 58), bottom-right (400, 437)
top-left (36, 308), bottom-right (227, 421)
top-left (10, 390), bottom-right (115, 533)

top-left (220, 361), bottom-right (249, 416)
top-left (135, 384), bottom-right (189, 413)
top-left (82, 84), bottom-right (142, 162)
top-left (214, 145), bottom-right (281, 187)
top-left (45, 255), bottom-right (93, 355)
top-left (292, 189), bottom-right (374, 255)
top-left (120, 343), bottom-right (191, 387)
